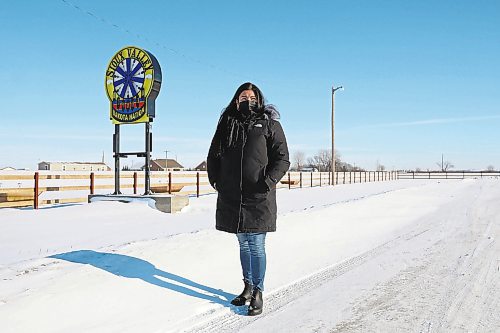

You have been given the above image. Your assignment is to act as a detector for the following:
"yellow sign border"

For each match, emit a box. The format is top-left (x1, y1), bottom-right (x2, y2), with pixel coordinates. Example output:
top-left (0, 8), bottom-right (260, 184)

top-left (105, 46), bottom-right (155, 124)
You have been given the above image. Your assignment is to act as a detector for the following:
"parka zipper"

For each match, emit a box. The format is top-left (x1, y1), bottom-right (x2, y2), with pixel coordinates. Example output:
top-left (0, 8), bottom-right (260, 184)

top-left (236, 121), bottom-right (251, 233)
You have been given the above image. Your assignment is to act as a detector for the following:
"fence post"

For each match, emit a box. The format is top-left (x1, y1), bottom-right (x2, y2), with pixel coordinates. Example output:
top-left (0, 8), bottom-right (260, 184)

top-left (335, 171), bottom-right (338, 185)
top-left (288, 172), bottom-right (291, 190)
top-left (168, 172), bottom-right (172, 194)
top-left (300, 172), bottom-right (303, 188)
top-left (343, 171), bottom-right (346, 184)
top-left (310, 172), bottom-right (313, 187)
top-left (196, 172), bottom-right (200, 197)
top-left (319, 172), bottom-right (322, 187)
top-left (462, 171), bottom-right (465, 179)
top-left (34, 172), bottom-right (39, 210)
top-left (90, 172), bottom-right (95, 195)
top-left (133, 172), bottom-right (138, 194)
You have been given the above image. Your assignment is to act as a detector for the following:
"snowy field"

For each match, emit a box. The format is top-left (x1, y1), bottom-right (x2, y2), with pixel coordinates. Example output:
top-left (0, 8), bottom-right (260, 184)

top-left (0, 179), bottom-right (498, 332)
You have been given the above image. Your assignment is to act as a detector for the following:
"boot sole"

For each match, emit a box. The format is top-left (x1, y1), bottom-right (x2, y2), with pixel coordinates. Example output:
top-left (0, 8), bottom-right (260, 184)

top-left (248, 308), bottom-right (263, 316)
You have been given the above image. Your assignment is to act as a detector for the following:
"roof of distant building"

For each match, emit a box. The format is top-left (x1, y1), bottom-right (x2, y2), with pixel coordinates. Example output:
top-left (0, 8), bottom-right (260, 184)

top-left (151, 159), bottom-right (184, 169)
top-left (195, 161), bottom-right (207, 169)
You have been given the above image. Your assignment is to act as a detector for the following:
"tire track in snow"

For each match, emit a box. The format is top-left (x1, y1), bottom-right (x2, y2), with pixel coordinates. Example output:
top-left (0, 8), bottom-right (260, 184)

top-left (328, 180), bottom-right (500, 333)
top-left (181, 225), bottom-right (435, 333)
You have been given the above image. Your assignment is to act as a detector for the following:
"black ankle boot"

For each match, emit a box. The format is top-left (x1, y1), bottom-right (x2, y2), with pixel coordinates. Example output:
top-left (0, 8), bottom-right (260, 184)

top-left (248, 289), bottom-right (263, 316)
top-left (230, 281), bottom-right (253, 306)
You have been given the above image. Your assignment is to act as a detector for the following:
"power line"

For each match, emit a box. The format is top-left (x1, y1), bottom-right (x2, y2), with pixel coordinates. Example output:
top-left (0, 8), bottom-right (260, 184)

top-left (60, 0), bottom-right (251, 81)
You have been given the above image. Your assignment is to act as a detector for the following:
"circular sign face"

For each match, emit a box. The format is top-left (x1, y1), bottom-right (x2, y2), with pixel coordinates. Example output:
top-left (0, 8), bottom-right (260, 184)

top-left (105, 46), bottom-right (161, 124)
top-left (113, 58), bottom-right (145, 99)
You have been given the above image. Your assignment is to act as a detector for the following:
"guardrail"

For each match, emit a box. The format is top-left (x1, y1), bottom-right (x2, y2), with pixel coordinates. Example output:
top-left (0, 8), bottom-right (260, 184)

top-left (0, 170), bottom-right (397, 209)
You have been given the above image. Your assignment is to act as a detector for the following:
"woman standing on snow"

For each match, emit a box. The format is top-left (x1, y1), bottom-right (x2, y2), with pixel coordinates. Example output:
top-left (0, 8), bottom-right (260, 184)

top-left (207, 82), bottom-right (290, 316)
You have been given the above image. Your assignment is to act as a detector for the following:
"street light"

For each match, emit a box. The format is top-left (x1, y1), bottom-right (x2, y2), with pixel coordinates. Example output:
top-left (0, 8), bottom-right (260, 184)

top-left (331, 84), bottom-right (343, 186)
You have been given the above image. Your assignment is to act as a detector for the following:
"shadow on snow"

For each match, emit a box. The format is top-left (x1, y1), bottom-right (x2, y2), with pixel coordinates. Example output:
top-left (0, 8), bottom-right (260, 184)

top-left (49, 250), bottom-right (240, 311)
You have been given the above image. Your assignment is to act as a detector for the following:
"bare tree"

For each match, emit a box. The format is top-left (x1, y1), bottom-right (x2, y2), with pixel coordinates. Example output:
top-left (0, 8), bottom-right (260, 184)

top-left (306, 149), bottom-right (342, 172)
top-left (437, 154), bottom-right (454, 171)
top-left (316, 149), bottom-right (331, 172)
top-left (436, 160), bottom-right (454, 171)
top-left (487, 165), bottom-right (495, 171)
top-left (292, 151), bottom-right (306, 171)
top-left (334, 149), bottom-right (342, 170)
top-left (376, 160), bottom-right (386, 171)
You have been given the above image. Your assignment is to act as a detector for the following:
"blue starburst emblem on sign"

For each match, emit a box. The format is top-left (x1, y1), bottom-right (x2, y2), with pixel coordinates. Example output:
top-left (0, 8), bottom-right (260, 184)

top-left (113, 58), bottom-right (145, 98)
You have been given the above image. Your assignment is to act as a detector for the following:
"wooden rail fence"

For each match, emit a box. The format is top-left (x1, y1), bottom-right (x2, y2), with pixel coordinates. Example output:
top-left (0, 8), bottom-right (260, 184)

top-left (0, 170), bottom-right (410, 209)
top-left (397, 171), bottom-right (500, 180)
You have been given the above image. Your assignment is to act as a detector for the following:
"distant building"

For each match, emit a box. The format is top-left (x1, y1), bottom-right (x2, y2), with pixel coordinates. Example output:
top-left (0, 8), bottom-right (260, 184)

top-left (195, 161), bottom-right (207, 171)
top-left (147, 159), bottom-right (185, 171)
top-left (38, 161), bottom-right (111, 171)
top-left (0, 166), bottom-right (16, 171)
top-left (299, 167), bottom-right (318, 172)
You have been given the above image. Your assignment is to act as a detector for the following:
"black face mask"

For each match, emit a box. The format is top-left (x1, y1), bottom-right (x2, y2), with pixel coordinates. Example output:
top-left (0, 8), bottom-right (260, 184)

top-left (238, 100), bottom-right (258, 117)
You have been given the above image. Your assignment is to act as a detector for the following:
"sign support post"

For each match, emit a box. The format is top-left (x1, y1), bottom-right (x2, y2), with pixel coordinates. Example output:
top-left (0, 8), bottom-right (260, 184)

top-left (113, 124), bottom-right (121, 194)
top-left (104, 46), bottom-right (162, 196)
top-left (145, 122), bottom-right (152, 194)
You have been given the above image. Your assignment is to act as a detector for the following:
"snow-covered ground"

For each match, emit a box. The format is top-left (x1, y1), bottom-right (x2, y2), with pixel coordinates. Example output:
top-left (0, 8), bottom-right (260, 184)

top-left (0, 179), bottom-right (498, 332)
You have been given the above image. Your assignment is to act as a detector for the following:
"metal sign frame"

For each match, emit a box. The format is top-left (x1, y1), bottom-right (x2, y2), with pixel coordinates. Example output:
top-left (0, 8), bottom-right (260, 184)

top-left (105, 46), bottom-right (162, 195)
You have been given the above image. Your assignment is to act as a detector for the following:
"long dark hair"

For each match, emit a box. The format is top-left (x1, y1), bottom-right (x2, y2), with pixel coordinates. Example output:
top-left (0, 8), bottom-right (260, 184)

top-left (211, 82), bottom-right (280, 156)
top-left (222, 82), bottom-right (280, 120)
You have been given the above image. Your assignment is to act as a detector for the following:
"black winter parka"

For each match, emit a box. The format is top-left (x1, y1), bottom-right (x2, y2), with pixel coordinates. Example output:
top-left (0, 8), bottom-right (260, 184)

top-left (207, 113), bottom-right (290, 233)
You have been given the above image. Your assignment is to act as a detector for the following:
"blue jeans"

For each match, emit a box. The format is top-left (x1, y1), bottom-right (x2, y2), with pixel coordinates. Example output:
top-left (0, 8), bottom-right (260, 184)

top-left (236, 232), bottom-right (267, 292)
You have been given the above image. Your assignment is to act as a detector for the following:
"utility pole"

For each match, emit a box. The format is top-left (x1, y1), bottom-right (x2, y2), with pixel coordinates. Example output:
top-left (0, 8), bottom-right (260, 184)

top-left (331, 84), bottom-right (343, 185)
top-left (164, 149), bottom-right (170, 172)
